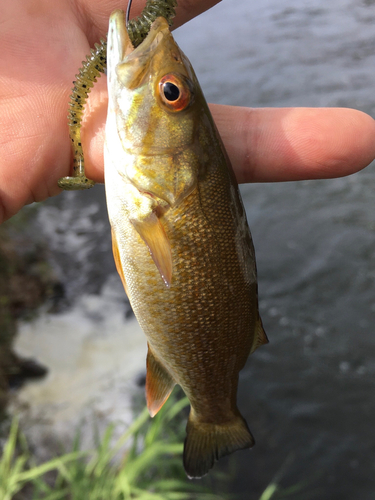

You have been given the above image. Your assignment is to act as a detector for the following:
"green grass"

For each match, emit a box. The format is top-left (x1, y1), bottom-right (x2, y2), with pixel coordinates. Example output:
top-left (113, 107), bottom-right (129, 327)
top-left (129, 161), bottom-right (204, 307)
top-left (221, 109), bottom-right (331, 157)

top-left (0, 396), bottom-right (307, 500)
top-left (0, 397), bottom-right (225, 500)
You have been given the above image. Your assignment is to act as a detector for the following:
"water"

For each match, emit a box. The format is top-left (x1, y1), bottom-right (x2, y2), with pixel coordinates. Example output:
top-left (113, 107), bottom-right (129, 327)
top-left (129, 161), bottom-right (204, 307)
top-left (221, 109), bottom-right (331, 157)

top-left (12, 0), bottom-right (375, 498)
top-left (174, 1), bottom-right (375, 498)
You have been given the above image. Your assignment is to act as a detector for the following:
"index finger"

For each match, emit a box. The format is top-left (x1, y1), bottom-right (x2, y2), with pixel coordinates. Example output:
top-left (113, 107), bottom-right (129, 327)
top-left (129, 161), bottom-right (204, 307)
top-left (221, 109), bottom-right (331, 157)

top-left (211, 105), bottom-right (375, 183)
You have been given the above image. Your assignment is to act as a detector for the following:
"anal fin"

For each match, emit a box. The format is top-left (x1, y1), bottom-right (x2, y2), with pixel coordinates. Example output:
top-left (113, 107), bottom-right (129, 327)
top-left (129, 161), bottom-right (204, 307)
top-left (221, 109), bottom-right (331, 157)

top-left (146, 344), bottom-right (175, 417)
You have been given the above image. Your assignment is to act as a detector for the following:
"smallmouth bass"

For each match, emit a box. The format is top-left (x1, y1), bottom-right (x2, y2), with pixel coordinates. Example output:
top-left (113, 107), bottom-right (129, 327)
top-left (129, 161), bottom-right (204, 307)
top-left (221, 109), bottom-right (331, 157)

top-left (104, 10), bottom-right (268, 478)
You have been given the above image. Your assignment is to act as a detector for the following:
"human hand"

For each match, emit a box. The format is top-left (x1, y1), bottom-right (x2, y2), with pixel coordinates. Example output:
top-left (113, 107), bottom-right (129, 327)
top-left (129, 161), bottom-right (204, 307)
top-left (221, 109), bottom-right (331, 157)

top-left (1, 0), bottom-right (374, 224)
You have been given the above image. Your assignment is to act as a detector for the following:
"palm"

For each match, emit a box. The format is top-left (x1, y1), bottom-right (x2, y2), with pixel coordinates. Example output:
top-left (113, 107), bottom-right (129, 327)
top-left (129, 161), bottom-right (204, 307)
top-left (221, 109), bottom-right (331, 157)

top-left (0, 0), bottom-right (101, 219)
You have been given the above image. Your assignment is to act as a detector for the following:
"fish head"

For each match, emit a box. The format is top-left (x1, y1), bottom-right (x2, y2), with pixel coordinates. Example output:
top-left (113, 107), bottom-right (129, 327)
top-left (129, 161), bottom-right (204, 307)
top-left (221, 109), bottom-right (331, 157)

top-left (106, 10), bottom-right (211, 207)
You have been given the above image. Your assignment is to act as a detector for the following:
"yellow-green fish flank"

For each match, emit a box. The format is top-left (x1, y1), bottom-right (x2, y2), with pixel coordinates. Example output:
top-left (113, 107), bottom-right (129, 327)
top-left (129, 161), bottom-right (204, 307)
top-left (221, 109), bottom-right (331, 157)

top-left (104, 10), bottom-right (268, 478)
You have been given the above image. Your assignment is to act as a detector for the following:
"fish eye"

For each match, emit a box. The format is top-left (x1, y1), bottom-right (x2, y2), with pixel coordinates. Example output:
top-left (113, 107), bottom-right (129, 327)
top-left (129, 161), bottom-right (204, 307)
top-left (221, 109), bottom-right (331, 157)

top-left (158, 73), bottom-right (193, 112)
top-left (163, 82), bottom-right (180, 102)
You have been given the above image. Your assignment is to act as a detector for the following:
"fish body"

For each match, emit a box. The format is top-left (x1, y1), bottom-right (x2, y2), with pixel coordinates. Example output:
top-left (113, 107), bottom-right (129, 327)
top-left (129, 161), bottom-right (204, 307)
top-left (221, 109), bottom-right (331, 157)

top-left (104, 10), bottom-right (268, 478)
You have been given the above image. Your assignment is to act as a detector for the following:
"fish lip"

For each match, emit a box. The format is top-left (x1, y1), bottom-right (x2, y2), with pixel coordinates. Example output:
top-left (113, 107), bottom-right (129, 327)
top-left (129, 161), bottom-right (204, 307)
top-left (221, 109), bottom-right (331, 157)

top-left (108, 10), bottom-right (129, 63)
top-left (108, 11), bottom-right (169, 65)
top-left (124, 17), bottom-right (170, 61)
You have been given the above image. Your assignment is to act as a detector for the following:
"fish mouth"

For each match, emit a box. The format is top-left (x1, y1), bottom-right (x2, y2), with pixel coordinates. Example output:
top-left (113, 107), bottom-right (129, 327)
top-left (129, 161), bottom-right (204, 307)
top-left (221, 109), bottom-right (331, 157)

top-left (108, 11), bottom-right (170, 89)
top-left (126, 16), bottom-right (170, 59)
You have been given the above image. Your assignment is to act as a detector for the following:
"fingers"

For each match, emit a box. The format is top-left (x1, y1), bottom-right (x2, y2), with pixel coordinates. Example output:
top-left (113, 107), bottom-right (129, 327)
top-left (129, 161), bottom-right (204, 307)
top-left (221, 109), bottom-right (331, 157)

top-left (211, 105), bottom-right (375, 183)
top-left (83, 103), bottom-right (375, 184)
top-left (0, 0), bottom-right (88, 224)
top-left (0, 88), bottom-right (72, 223)
top-left (173, 0), bottom-right (222, 28)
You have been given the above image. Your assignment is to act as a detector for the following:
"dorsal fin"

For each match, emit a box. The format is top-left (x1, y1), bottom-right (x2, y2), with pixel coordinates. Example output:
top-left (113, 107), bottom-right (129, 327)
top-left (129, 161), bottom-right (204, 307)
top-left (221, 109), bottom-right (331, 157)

top-left (146, 344), bottom-right (175, 417)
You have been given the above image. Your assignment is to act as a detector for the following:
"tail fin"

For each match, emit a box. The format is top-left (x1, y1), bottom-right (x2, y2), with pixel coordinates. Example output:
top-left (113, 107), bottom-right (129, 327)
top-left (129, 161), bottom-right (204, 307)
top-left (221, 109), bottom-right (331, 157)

top-left (183, 410), bottom-right (255, 479)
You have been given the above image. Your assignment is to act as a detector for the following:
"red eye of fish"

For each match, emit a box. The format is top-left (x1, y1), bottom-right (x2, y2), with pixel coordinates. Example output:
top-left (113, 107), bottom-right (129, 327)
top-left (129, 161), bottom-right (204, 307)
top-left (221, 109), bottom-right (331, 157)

top-left (159, 74), bottom-right (193, 112)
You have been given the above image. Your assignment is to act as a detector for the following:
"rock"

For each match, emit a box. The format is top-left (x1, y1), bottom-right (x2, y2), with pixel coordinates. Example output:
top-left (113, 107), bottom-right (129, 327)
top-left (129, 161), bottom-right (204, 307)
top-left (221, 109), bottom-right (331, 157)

top-left (0, 216), bottom-right (61, 412)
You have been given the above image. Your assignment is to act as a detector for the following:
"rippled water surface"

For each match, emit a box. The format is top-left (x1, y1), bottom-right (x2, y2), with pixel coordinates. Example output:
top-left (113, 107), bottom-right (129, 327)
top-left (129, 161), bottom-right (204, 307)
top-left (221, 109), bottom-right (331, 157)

top-left (13, 1), bottom-right (375, 499)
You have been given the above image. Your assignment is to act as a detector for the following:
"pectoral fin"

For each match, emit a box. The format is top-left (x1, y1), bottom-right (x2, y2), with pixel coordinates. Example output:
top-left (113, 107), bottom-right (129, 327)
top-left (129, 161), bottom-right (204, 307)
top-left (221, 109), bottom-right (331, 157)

top-left (111, 229), bottom-right (129, 297)
top-left (146, 344), bottom-right (175, 417)
top-left (130, 213), bottom-right (172, 287)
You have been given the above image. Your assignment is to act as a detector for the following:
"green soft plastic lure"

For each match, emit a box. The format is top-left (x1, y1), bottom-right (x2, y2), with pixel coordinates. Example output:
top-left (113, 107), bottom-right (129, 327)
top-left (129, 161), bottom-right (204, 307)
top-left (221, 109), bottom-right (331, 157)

top-left (58, 0), bottom-right (177, 190)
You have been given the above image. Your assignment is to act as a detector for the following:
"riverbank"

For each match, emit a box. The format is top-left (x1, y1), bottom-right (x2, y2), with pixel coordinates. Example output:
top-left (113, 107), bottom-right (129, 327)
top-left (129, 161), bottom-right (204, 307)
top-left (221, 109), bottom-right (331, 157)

top-left (0, 209), bottom-right (60, 413)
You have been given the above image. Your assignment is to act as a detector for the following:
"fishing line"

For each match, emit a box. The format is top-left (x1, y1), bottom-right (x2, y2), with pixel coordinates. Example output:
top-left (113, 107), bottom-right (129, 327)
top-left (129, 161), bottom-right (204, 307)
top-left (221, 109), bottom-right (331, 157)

top-left (126, 0), bottom-right (133, 27)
